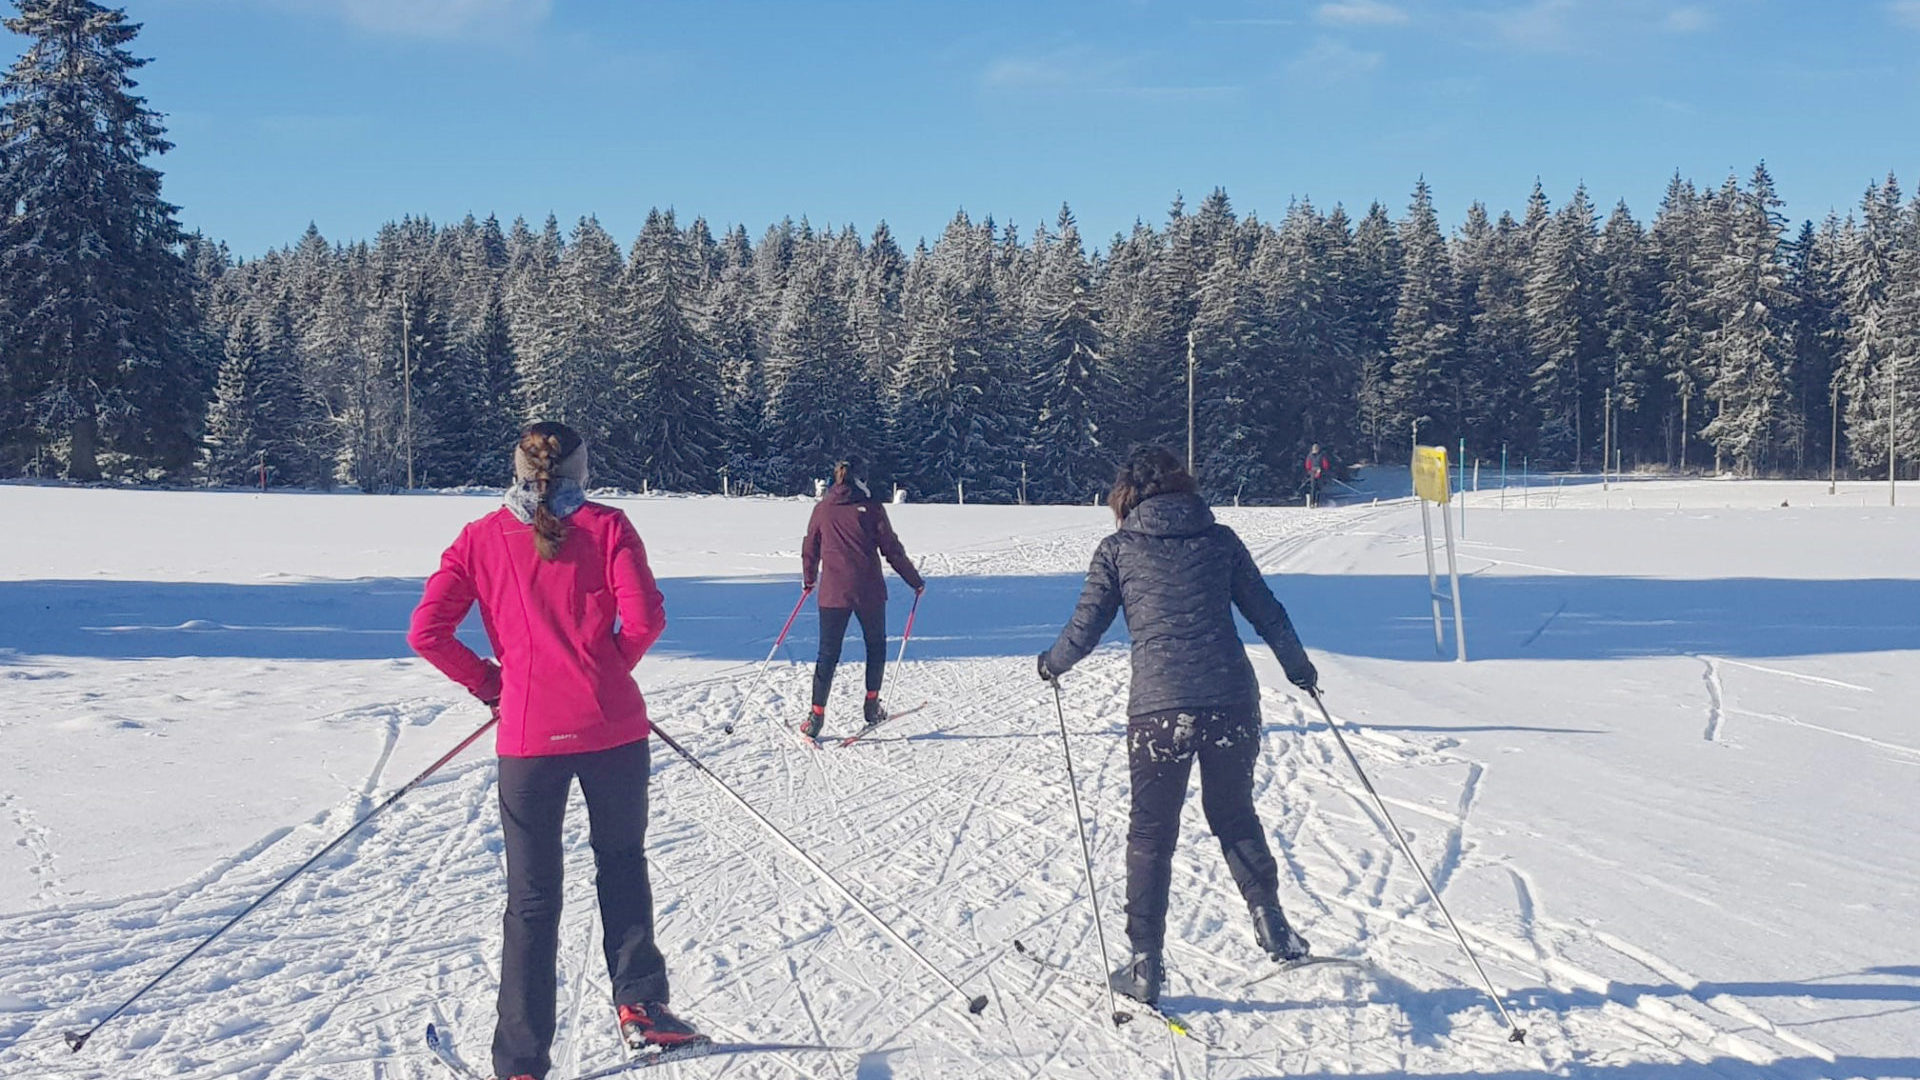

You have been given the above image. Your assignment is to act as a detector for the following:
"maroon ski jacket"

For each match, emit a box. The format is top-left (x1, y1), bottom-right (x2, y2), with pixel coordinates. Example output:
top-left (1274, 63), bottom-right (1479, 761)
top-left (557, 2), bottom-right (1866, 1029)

top-left (802, 483), bottom-right (924, 610)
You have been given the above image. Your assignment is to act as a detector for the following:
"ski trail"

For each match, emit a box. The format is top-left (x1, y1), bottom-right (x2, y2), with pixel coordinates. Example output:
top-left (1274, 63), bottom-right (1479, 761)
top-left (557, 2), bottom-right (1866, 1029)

top-left (1701, 655), bottom-right (1873, 692)
top-left (1725, 706), bottom-right (1920, 761)
top-left (1700, 655), bottom-right (1726, 742)
top-left (1425, 760), bottom-right (1482, 901)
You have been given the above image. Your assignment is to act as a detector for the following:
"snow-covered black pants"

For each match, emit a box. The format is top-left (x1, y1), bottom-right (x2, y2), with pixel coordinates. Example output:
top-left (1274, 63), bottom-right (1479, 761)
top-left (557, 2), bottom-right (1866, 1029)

top-left (1124, 704), bottom-right (1280, 955)
top-left (494, 738), bottom-right (667, 1080)
top-left (812, 603), bottom-right (886, 708)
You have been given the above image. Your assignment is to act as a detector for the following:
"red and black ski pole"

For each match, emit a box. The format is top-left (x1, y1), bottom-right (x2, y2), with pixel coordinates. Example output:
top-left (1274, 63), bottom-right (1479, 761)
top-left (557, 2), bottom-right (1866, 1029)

top-left (722, 585), bottom-right (813, 735)
top-left (64, 715), bottom-right (500, 1053)
top-left (895, 587), bottom-right (922, 665)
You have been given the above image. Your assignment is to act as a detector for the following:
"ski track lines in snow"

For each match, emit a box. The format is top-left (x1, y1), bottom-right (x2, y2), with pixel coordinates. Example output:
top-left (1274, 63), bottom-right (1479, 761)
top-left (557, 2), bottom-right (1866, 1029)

top-left (0, 497), bottom-right (1899, 1079)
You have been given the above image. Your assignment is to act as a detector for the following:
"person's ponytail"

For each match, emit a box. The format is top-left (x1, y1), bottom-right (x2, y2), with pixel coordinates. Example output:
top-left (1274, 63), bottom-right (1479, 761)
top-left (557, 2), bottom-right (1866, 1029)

top-left (517, 426), bottom-right (574, 560)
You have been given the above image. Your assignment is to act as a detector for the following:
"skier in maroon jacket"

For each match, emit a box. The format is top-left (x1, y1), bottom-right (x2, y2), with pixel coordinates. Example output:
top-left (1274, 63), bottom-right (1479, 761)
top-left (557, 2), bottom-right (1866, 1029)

top-left (800, 456), bottom-right (925, 740)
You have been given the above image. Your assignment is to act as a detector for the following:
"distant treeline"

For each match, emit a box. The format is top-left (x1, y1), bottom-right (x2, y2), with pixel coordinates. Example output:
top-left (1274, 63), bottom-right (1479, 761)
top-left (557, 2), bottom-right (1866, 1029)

top-left (4, 8), bottom-right (1917, 500)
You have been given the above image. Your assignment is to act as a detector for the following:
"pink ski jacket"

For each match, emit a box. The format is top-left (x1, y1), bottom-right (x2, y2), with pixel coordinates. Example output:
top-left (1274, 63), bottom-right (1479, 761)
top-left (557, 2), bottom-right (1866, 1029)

top-left (408, 502), bottom-right (666, 757)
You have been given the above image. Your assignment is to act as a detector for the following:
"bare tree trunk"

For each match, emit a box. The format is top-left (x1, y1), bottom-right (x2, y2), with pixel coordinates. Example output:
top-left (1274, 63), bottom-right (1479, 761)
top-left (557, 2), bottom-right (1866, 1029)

top-left (67, 414), bottom-right (101, 481)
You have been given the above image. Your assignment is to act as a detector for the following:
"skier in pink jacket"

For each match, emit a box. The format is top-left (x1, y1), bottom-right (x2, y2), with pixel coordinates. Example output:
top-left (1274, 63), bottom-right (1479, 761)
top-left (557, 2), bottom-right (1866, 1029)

top-left (409, 421), bottom-right (701, 1080)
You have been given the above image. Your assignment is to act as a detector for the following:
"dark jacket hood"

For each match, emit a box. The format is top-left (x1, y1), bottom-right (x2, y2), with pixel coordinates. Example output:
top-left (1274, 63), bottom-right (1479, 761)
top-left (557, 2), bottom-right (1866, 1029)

top-left (1124, 492), bottom-right (1215, 538)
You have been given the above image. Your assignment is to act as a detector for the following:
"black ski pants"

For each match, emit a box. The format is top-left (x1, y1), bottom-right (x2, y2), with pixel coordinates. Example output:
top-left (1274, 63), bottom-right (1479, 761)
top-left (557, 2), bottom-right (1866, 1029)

top-left (493, 738), bottom-right (667, 1080)
top-left (1124, 704), bottom-right (1281, 955)
top-left (811, 603), bottom-right (886, 708)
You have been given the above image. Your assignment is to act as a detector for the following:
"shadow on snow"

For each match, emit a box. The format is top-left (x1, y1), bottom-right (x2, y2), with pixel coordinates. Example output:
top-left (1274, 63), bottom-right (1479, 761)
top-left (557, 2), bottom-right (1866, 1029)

top-left (3, 572), bottom-right (1917, 664)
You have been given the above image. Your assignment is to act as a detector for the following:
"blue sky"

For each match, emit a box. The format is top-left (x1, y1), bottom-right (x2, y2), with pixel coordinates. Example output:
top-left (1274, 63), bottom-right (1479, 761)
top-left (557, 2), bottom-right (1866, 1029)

top-left (68, 0), bottom-right (1920, 255)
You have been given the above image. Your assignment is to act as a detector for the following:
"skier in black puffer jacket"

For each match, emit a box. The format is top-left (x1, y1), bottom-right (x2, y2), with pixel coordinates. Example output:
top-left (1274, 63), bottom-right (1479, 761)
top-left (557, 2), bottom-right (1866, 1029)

top-left (1039, 446), bottom-right (1319, 1006)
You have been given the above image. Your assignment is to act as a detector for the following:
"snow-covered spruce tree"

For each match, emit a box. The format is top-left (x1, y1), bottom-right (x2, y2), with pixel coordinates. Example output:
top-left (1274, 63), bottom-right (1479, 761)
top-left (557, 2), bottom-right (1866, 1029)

top-left (0, 0), bottom-right (206, 479)
top-left (618, 208), bottom-right (724, 492)
top-left (449, 214), bottom-right (518, 482)
top-left (1029, 204), bottom-right (1110, 503)
top-left (1094, 220), bottom-right (1163, 455)
top-left (1526, 184), bottom-right (1601, 466)
top-left (762, 235), bottom-right (866, 492)
top-left (206, 295), bottom-right (325, 487)
top-left (1838, 174), bottom-right (1908, 475)
top-left (1596, 201), bottom-right (1660, 466)
top-left (1651, 174), bottom-right (1712, 468)
top-left (1346, 202), bottom-right (1401, 463)
top-left (518, 216), bottom-right (627, 467)
top-left (1262, 199), bottom-right (1357, 470)
top-left (707, 225), bottom-right (764, 486)
top-left (1698, 166), bottom-right (1794, 475)
top-left (1783, 216), bottom-right (1848, 472)
top-left (1877, 190), bottom-right (1920, 478)
top-left (1387, 179), bottom-right (1460, 453)
top-left (1191, 224), bottom-right (1274, 502)
top-left (892, 212), bottom-right (1022, 501)
top-left (505, 214), bottom-right (562, 419)
top-left (848, 223), bottom-right (907, 484)
top-left (1451, 203), bottom-right (1531, 457)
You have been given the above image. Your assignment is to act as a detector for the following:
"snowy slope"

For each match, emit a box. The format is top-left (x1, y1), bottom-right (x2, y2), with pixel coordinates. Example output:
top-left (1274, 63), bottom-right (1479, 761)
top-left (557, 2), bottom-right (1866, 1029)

top-left (1, 481), bottom-right (1916, 1079)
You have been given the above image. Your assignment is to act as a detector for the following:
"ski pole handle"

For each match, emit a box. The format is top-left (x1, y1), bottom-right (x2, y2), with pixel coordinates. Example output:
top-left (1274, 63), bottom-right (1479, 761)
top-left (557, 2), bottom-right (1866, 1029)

top-left (775, 586), bottom-right (814, 651)
top-left (895, 590), bottom-right (921, 666)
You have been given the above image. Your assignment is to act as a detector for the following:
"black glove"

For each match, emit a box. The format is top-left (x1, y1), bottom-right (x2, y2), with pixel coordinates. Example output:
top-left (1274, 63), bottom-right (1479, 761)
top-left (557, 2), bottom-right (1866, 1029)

top-left (914, 582), bottom-right (926, 597)
top-left (1287, 660), bottom-right (1319, 693)
top-left (1037, 652), bottom-right (1057, 683)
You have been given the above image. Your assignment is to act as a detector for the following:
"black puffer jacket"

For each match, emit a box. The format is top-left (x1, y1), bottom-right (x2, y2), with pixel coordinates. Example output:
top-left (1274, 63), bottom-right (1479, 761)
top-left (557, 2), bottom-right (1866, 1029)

top-left (1043, 492), bottom-right (1313, 717)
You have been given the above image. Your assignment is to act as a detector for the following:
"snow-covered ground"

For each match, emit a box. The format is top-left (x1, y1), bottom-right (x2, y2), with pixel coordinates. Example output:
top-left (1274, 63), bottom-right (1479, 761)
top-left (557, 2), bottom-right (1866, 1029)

top-left (1, 477), bottom-right (1915, 1079)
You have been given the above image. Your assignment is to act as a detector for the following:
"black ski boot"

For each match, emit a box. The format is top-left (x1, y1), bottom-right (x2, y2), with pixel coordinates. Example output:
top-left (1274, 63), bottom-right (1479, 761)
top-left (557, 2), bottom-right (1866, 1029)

top-left (1108, 951), bottom-right (1165, 1005)
top-left (618, 1002), bottom-right (705, 1050)
top-left (1251, 905), bottom-right (1310, 962)
top-left (799, 706), bottom-right (824, 742)
top-left (863, 694), bottom-right (886, 727)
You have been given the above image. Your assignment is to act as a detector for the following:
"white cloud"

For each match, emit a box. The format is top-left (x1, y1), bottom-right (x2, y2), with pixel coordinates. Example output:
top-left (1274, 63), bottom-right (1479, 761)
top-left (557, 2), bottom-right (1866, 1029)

top-left (981, 48), bottom-right (1235, 99)
top-left (1480, 0), bottom-right (1576, 51)
top-left (1662, 5), bottom-right (1713, 32)
top-left (1315, 0), bottom-right (1411, 26)
top-left (981, 48), bottom-right (1115, 92)
top-left (1287, 36), bottom-right (1384, 81)
top-left (1890, 0), bottom-right (1920, 29)
top-left (294, 0), bottom-right (553, 39)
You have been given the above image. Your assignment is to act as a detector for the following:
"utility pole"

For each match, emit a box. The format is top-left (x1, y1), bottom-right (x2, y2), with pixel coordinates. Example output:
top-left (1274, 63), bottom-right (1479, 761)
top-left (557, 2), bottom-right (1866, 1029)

top-left (1186, 329), bottom-right (1197, 477)
top-left (1830, 380), bottom-right (1839, 495)
top-left (1892, 358), bottom-right (1900, 507)
top-left (1679, 383), bottom-right (1690, 474)
top-left (400, 276), bottom-right (415, 492)
top-left (1603, 387), bottom-right (1612, 490)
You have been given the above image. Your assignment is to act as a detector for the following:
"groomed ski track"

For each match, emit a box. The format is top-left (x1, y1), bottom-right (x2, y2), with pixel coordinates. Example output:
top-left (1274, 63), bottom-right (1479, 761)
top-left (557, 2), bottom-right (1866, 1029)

top-left (1, 485), bottom-right (1906, 1079)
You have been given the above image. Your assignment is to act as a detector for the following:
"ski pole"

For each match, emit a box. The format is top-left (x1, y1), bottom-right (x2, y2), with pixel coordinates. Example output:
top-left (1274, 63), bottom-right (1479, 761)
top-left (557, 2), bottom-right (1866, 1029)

top-left (722, 586), bottom-right (813, 735)
top-left (64, 714), bottom-right (500, 1053)
top-left (648, 720), bottom-right (989, 1016)
top-left (1307, 688), bottom-right (1527, 1044)
top-left (1048, 678), bottom-right (1129, 1027)
top-left (895, 588), bottom-right (921, 665)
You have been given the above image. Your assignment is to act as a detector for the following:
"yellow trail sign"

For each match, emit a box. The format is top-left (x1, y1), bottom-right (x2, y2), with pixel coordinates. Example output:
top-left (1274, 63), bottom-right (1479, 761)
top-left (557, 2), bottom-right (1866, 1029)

top-left (1412, 445), bottom-right (1451, 504)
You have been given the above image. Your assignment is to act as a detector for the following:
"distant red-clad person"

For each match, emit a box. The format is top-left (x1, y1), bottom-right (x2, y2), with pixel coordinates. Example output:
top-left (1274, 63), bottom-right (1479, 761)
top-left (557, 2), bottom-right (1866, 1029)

top-left (1303, 443), bottom-right (1332, 506)
top-left (408, 422), bottom-right (701, 1080)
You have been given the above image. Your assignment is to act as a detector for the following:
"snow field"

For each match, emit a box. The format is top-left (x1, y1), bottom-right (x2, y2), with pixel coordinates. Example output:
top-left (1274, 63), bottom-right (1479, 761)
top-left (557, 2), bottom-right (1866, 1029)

top-left (1, 480), bottom-right (1916, 1078)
